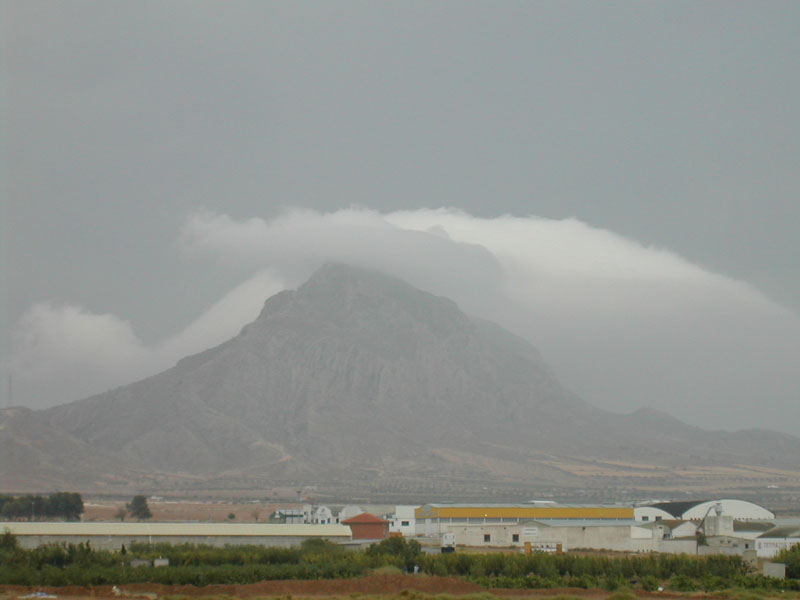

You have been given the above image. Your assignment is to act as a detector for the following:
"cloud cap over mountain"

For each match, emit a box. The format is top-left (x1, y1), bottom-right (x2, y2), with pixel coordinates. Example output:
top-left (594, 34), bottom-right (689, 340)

top-left (9, 208), bottom-right (800, 435)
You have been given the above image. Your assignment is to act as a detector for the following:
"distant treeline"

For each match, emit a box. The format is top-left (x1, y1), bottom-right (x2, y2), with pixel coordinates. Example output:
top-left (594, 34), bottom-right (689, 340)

top-left (1, 533), bottom-right (799, 589)
top-left (0, 492), bottom-right (83, 521)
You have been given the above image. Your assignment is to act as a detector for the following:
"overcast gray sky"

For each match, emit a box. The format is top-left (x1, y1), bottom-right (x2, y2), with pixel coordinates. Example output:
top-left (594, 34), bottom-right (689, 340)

top-left (3, 1), bottom-right (799, 434)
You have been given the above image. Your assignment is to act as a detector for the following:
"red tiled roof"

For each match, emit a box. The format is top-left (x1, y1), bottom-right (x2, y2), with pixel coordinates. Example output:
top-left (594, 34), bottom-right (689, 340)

top-left (341, 512), bottom-right (389, 524)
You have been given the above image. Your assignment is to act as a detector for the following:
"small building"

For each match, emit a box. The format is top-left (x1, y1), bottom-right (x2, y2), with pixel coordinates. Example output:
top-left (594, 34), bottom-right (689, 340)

top-left (389, 505), bottom-right (417, 537)
top-left (342, 513), bottom-right (390, 540)
top-left (700, 535), bottom-right (756, 557)
top-left (312, 506), bottom-right (334, 524)
top-left (756, 526), bottom-right (800, 558)
top-left (762, 562), bottom-right (786, 579)
top-left (274, 508), bottom-right (305, 524)
top-left (640, 519), bottom-right (697, 540)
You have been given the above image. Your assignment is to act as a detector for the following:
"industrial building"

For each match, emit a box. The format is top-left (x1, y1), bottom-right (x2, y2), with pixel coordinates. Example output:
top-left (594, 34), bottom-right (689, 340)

top-left (414, 504), bottom-right (633, 536)
top-left (0, 522), bottom-right (351, 550)
top-left (756, 525), bottom-right (800, 558)
top-left (634, 499), bottom-right (774, 522)
top-left (445, 519), bottom-right (698, 554)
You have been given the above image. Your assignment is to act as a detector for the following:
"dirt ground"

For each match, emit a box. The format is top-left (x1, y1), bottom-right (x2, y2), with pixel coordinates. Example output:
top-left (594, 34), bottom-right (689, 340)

top-left (0, 575), bottom-right (480, 598)
top-left (0, 576), bottom-right (751, 600)
top-left (82, 501), bottom-right (289, 523)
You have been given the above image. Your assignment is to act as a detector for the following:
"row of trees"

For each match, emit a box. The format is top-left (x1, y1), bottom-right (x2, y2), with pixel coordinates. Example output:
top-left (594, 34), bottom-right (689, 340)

top-left (0, 492), bottom-right (155, 523)
top-left (0, 493), bottom-right (83, 521)
top-left (1, 534), bottom-right (796, 589)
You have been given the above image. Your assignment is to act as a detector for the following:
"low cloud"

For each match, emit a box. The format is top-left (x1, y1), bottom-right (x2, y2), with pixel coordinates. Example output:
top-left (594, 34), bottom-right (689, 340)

top-left (10, 207), bottom-right (800, 435)
top-left (9, 270), bottom-right (284, 408)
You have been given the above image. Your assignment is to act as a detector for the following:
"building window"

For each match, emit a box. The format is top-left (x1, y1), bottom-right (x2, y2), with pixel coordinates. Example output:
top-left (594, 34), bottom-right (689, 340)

top-left (642, 516), bottom-right (649, 522)
top-left (512, 534), bottom-right (519, 542)
top-left (401, 521), bottom-right (409, 527)
top-left (484, 534), bottom-right (491, 542)
top-left (655, 516), bottom-right (662, 521)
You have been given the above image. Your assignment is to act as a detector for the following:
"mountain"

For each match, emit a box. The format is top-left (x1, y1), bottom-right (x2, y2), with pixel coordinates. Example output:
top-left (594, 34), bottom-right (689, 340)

top-left (0, 407), bottom-right (132, 491)
top-left (5, 264), bottom-right (800, 495)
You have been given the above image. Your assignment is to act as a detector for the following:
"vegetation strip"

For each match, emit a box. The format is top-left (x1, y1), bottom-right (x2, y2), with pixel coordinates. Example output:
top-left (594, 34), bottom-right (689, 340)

top-left (0, 534), bottom-right (798, 590)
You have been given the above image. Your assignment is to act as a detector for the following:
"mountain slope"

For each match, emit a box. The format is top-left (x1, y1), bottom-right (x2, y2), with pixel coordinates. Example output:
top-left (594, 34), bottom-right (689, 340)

top-left (0, 407), bottom-right (134, 491)
top-left (43, 264), bottom-right (589, 476)
top-left (10, 263), bottom-right (799, 492)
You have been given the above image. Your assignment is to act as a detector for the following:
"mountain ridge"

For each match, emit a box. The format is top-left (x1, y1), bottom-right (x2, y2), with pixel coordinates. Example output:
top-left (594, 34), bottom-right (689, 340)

top-left (4, 263), bottom-right (800, 495)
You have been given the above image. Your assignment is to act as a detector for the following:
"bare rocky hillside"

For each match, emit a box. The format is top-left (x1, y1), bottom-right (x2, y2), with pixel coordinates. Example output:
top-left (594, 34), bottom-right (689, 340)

top-left (4, 264), bottom-right (800, 494)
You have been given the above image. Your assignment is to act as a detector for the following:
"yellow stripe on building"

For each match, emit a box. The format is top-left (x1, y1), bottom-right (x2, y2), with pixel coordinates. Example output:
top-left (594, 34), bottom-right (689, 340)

top-left (415, 505), bottom-right (633, 520)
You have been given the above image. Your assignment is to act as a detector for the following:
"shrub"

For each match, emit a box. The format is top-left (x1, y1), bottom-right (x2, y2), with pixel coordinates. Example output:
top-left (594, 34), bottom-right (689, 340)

top-left (640, 575), bottom-right (659, 592)
top-left (669, 574), bottom-right (697, 592)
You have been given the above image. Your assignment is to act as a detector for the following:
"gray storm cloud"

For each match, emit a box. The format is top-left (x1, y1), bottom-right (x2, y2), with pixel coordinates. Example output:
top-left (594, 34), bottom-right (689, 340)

top-left (11, 208), bottom-right (800, 435)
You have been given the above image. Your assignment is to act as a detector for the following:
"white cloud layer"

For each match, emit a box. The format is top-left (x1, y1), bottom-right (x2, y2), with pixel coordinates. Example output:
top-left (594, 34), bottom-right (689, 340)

top-left (10, 208), bottom-right (800, 435)
top-left (9, 270), bottom-right (284, 408)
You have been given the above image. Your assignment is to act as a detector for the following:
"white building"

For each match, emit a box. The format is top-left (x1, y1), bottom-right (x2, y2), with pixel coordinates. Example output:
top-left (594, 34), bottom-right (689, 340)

top-left (447, 520), bottom-right (697, 554)
top-left (274, 508), bottom-right (305, 524)
top-left (312, 505), bottom-right (334, 524)
top-left (389, 505), bottom-right (417, 536)
top-left (639, 519), bottom-right (698, 540)
top-left (634, 499), bottom-right (774, 522)
top-left (336, 505), bottom-right (363, 524)
top-left (756, 526), bottom-right (800, 558)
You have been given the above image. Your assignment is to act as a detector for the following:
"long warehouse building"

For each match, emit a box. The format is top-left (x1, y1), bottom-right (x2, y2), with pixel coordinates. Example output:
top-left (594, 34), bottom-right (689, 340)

top-left (414, 504), bottom-right (633, 536)
top-left (0, 522), bottom-right (352, 550)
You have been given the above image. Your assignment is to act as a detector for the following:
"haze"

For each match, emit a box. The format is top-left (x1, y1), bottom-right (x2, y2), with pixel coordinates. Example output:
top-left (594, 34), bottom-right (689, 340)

top-left (3, 2), bottom-right (799, 435)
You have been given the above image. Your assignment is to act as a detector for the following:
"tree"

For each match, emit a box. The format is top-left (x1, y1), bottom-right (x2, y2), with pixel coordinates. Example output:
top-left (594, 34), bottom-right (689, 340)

top-left (114, 507), bottom-right (127, 522)
top-left (48, 492), bottom-right (84, 521)
top-left (126, 495), bottom-right (152, 521)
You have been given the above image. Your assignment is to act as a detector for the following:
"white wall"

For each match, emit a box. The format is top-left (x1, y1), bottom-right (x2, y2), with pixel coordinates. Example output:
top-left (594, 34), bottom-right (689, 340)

top-left (670, 521), bottom-right (699, 538)
top-left (756, 537), bottom-right (800, 558)
top-left (336, 505), bottom-right (363, 524)
top-left (312, 506), bottom-right (333, 524)
top-left (389, 505), bottom-right (417, 536)
top-left (636, 500), bottom-right (774, 523)
top-left (447, 522), bottom-right (698, 554)
top-left (634, 507), bottom-right (674, 522)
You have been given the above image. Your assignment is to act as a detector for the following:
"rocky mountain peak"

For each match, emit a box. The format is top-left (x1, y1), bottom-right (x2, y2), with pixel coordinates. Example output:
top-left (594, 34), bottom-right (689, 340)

top-left (6, 263), bottom-right (799, 494)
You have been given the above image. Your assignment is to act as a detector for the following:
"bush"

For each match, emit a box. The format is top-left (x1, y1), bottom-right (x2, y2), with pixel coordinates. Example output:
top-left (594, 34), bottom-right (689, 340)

top-left (669, 574), bottom-right (697, 592)
top-left (640, 575), bottom-right (659, 592)
top-left (602, 575), bottom-right (626, 591)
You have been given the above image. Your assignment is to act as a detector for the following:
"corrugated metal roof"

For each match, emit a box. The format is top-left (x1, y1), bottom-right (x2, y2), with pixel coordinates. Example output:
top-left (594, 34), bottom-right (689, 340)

top-left (733, 521), bottom-right (776, 532)
top-left (0, 522), bottom-right (351, 537)
top-left (757, 526), bottom-right (800, 539)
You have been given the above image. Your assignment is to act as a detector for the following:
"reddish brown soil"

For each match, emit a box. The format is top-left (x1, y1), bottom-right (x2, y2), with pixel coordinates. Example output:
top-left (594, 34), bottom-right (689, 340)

top-left (0, 575), bottom-right (483, 598)
top-left (0, 579), bottom-right (743, 600)
top-left (82, 501), bottom-right (288, 523)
